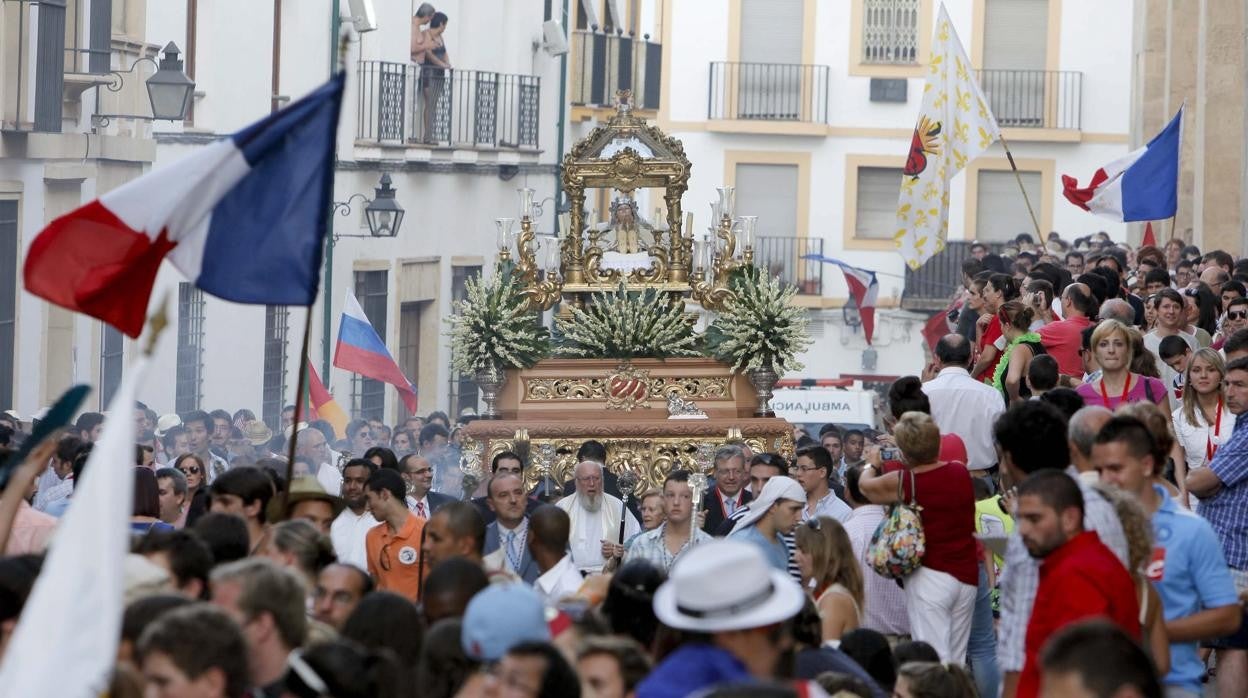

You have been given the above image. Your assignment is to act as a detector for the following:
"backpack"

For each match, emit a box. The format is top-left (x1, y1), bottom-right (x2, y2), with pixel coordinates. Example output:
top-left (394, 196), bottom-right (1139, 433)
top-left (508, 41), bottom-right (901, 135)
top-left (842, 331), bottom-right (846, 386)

top-left (867, 468), bottom-right (926, 580)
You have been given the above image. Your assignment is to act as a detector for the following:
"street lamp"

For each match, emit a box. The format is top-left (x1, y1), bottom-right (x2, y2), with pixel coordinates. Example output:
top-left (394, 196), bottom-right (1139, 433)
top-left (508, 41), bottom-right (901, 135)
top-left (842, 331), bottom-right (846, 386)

top-left (95, 42), bottom-right (195, 125)
top-left (145, 43), bottom-right (196, 121)
top-left (322, 174), bottom-right (406, 378)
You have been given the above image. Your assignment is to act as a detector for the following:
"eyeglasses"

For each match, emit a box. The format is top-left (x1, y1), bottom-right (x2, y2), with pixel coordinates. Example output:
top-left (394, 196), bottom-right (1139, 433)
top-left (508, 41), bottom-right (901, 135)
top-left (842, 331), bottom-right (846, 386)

top-left (576, 475), bottom-right (602, 484)
top-left (178, 466), bottom-right (201, 475)
top-left (1229, 311), bottom-right (1248, 320)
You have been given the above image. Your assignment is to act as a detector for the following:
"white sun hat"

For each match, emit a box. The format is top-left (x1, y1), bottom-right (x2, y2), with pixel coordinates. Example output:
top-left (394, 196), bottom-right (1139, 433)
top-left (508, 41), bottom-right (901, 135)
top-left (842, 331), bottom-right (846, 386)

top-left (154, 414), bottom-right (182, 437)
top-left (652, 538), bottom-right (805, 633)
top-left (728, 475), bottom-right (806, 536)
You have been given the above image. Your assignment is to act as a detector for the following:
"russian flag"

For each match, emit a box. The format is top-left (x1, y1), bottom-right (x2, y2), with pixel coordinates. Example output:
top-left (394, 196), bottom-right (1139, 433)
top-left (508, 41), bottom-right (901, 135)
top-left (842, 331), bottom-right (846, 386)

top-left (23, 73), bottom-right (345, 338)
top-left (1061, 106), bottom-right (1181, 222)
top-left (333, 290), bottom-right (418, 413)
top-left (801, 255), bottom-right (880, 345)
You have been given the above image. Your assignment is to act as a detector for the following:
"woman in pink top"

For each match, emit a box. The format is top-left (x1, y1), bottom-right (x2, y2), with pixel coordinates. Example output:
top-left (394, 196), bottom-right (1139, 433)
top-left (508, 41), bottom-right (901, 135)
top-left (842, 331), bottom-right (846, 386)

top-left (1075, 320), bottom-right (1167, 409)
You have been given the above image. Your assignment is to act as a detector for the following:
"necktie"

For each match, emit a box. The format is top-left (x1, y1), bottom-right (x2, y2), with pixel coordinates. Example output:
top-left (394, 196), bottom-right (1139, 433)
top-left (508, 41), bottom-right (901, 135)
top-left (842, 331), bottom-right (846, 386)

top-left (725, 496), bottom-right (736, 516)
top-left (415, 501), bottom-right (427, 518)
top-left (504, 530), bottom-right (521, 572)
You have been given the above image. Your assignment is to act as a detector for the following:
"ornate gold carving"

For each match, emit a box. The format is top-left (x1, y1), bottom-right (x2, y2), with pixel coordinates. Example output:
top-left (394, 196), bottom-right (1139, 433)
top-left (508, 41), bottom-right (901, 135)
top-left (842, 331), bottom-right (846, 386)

top-left (523, 375), bottom-right (732, 403)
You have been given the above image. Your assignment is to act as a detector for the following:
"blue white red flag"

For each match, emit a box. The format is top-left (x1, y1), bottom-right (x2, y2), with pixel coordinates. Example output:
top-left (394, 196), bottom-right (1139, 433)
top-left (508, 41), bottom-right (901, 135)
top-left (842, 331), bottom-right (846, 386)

top-left (801, 255), bottom-right (880, 345)
top-left (334, 290), bottom-right (418, 412)
top-left (23, 73), bottom-right (345, 337)
top-left (1062, 106), bottom-right (1182, 222)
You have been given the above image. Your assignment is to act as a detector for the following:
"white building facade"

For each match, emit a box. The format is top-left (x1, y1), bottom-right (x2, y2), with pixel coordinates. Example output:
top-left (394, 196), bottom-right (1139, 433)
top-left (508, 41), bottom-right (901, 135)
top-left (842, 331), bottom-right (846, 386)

top-left (651, 0), bottom-right (1133, 383)
top-left (1, 0), bottom-right (569, 426)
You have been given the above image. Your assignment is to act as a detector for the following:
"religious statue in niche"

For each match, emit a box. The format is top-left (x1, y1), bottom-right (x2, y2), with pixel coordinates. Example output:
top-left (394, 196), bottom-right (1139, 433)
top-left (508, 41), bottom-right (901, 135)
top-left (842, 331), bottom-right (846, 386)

top-left (592, 195), bottom-right (667, 273)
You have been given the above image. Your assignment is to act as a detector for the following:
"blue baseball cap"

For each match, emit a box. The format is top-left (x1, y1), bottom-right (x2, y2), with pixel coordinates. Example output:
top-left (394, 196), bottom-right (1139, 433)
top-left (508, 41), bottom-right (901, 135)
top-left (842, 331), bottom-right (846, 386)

top-left (461, 583), bottom-right (551, 661)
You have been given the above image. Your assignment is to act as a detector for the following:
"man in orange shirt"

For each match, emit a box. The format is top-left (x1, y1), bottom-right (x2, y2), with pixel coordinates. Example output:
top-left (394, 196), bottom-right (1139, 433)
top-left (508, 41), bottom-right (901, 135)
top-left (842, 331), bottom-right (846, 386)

top-left (364, 468), bottom-right (425, 602)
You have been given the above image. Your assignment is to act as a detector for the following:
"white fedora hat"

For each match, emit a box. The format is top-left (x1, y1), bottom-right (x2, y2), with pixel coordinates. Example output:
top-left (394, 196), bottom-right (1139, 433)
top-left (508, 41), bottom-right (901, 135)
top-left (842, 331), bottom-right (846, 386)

top-left (154, 413), bottom-right (182, 437)
top-left (653, 539), bottom-right (805, 633)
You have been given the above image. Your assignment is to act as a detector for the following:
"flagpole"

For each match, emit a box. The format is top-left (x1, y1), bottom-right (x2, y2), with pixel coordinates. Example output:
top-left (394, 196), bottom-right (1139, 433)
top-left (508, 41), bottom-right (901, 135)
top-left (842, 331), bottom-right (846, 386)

top-left (997, 133), bottom-right (1043, 241)
top-left (279, 307), bottom-right (315, 521)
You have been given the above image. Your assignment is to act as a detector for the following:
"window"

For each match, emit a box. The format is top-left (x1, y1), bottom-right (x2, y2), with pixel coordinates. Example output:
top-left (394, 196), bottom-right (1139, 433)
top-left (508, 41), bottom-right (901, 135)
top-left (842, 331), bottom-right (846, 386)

top-left (736, 0), bottom-right (804, 120)
top-left (353, 271), bottom-right (388, 422)
top-left (262, 305), bottom-right (290, 430)
top-left (100, 325), bottom-right (123, 408)
top-left (0, 201), bottom-right (16, 410)
top-left (975, 170), bottom-right (1042, 242)
top-left (862, 0), bottom-right (920, 64)
top-left (855, 167), bottom-right (903, 239)
top-left (175, 283), bottom-right (205, 414)
top-left (734, 164), bottom-right (799, 238)
top-left (981, 0), bottom-right (1049, 126)
top-left (448, 265), bottom-right (482, 419)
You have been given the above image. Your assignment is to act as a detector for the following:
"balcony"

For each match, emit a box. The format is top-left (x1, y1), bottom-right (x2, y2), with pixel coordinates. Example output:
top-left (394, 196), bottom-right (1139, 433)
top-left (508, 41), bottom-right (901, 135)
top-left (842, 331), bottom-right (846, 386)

top-left (900, 240), bottom-right (1005, 311)
top-left (708, 62), bottom-right (830, 123)
top-left (356, 62), bottom-right (540, 149)
top-left (976, 70), bottom-right (1083, 130)
top-left (755, 236), bottom-right (824, 296)
top-left (570, 29), bottom-right (661, 111)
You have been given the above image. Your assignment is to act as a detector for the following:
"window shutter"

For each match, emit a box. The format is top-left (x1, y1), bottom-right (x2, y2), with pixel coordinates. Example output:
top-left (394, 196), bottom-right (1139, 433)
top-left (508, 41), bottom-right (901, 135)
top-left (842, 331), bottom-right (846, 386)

top-left (739, 0), bottom-right (803, 65)
top-left (983, 0), bottom-right (1048, 70)
top-left (856, 167), bottom-right (903, 238)
top-left (735, 164), bottom-right (799, 238)
top-left (975, 170), bottom-right (1042, 242)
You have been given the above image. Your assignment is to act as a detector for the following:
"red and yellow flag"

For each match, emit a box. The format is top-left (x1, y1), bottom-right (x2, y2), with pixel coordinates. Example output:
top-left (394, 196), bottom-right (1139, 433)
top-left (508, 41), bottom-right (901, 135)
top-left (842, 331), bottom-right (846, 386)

top-left (303, 360), bottom-right (348, 439)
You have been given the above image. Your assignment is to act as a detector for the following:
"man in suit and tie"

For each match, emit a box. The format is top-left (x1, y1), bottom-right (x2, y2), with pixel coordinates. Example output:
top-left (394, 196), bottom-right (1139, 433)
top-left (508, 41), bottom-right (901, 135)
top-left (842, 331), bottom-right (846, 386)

top-left (702, 444), bottom-right (753, 535)
top-left (400, 453), bottom-right (454, 519)
top-left (472, 450), bottom-right (542, 525)
top-left (482, 473), bottom-right (540, 583)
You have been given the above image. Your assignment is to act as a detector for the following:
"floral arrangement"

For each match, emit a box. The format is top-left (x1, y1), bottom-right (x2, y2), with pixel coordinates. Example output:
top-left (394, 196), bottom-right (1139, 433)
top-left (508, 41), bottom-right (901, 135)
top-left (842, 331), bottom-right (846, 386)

top-left (446, 271), bottom-right (550, 376)
top-left (557, 285), bottom-right (700, 360)
top-left (704, 269), bottom-right (812, 373)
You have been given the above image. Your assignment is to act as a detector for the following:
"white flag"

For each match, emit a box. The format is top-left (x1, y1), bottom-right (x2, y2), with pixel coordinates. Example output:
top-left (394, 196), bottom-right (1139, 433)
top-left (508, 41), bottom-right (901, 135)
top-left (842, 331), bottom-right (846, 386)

top-left (0, 359), bottom-right (148, 696)
top-left (895, 3), bottom-right (1000, 270)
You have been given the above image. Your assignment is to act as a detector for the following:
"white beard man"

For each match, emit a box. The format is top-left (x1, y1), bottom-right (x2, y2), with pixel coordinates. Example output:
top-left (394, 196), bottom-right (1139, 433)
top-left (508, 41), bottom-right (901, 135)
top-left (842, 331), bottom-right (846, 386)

top-left (555, 461), bottom-right (641, 573)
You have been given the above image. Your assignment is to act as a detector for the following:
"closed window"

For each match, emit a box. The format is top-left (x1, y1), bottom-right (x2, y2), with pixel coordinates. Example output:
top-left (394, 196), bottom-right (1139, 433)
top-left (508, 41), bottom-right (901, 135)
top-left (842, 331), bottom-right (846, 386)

top-left (353, 271), bottom-right (388, 422)
top-left (175, 283), bottom-right (205, 414)
top-left (735, 164), bottom-right (799, 238)
top-left (856, 167), bottom-right (903, 239)
top-left (100, 325), bottom-right (124, 408)
top-left (0, 201), bottom-right (16, 410)
top-left (981, 0), bottom-right (1049, 127)
top-left (736, 0), bottom-right (804, 120)
top-left (975, 169), bottom-right (1041, 242)
top-left (262, 305), bottom-right (290, 430)
top-left (862, 0), bottom-right (920, 64)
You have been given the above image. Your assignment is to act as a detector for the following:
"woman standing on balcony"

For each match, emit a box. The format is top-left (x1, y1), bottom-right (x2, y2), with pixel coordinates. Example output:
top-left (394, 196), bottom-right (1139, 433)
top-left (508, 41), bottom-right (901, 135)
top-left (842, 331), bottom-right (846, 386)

top-left (417, 12), bottom-right (452, 144)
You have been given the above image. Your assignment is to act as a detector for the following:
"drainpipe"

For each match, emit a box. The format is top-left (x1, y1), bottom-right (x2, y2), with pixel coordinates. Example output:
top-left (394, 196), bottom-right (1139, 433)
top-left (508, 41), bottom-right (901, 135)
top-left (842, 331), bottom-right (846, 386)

top-left (554, 0), bottom-right (570, 234)
top-left (322, 1), bottom-right (342, 381)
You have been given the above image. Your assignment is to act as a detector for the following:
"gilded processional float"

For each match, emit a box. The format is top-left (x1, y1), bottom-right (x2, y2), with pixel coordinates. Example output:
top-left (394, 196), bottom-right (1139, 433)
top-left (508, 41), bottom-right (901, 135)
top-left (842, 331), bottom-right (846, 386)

top-left (452, 92), bottom-right (811, 500)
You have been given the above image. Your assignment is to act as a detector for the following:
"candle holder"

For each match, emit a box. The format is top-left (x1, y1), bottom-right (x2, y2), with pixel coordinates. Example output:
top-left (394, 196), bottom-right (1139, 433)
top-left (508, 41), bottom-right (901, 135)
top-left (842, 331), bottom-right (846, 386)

top-left (495, 218), bottom-right (516, 265)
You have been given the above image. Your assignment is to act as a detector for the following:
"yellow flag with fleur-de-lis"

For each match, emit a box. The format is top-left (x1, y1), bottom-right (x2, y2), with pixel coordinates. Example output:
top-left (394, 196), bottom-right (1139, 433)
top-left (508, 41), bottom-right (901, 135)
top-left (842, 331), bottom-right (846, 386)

top-left (895, 3), bottom-right (1000, 271)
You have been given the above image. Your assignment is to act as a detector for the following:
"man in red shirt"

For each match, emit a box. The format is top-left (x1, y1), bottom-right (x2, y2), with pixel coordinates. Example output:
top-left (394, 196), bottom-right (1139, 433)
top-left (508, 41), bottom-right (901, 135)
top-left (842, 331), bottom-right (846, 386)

top-left (1038, 282), bottom-right (1095, 379)
top-left (1015, 470), bottom-right (1139, 698)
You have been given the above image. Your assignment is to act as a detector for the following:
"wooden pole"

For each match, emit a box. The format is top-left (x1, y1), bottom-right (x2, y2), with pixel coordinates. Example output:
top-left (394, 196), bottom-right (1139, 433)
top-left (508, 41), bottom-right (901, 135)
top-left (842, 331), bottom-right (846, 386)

top-left (997, 133), bottom-right (1043, 241)
top-left (278, 307), bottom-right (315, 521)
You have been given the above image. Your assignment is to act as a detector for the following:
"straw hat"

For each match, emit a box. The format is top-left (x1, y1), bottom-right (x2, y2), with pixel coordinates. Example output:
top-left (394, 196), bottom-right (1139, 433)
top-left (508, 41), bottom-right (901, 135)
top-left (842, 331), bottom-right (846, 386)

top-left (243, 420), bottom-right (274, 446)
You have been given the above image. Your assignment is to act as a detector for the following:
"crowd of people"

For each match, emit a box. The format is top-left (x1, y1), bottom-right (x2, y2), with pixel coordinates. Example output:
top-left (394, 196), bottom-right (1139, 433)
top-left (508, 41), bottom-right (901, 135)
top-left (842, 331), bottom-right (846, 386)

top-left (0, 231), bottom-right (1245, 697)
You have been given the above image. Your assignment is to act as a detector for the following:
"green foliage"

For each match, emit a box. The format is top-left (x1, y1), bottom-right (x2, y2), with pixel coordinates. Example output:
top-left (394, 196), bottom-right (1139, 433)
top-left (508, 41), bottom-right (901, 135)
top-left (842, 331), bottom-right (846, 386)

top-left (557, 285), bottom-right (700, 360)
top-left (705, 269), bottom-right (812, 374)
top-left (446, 271), bottom-right (550, 375)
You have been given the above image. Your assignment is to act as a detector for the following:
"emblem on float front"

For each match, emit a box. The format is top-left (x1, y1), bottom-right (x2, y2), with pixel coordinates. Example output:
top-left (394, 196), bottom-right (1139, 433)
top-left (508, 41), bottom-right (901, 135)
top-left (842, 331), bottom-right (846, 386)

top-left (605, 365), bottom-right (651, 411)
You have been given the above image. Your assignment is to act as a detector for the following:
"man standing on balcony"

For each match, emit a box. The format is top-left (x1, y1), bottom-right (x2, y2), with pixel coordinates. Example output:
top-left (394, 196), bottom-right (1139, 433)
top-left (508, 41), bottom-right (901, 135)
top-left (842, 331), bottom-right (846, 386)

top-left (409, 3), bottom-right (436, 64)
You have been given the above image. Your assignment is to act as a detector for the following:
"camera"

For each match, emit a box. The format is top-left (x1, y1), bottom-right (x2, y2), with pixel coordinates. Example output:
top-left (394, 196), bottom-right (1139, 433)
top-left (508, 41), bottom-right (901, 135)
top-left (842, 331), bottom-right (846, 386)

top-left (881, 447), bottom-right (901, 462)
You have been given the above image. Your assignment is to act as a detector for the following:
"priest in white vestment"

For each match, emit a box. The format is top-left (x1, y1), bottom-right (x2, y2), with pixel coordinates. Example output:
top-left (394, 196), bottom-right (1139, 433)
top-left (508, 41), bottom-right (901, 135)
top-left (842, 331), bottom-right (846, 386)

top-left (556, 461), bottom-right (641, 573)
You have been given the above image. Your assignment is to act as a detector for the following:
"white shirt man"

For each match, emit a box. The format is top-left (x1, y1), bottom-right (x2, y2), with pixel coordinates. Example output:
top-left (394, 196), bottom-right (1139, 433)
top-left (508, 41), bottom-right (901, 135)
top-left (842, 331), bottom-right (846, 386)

top-left (329, 461), bottom-right (377, 570)
top-left (556, 461), bottom-right (640, 573)
top-left (296, 425), bottom-right (343, 496)
top-left (923, 334), bottom-right (1006, 472)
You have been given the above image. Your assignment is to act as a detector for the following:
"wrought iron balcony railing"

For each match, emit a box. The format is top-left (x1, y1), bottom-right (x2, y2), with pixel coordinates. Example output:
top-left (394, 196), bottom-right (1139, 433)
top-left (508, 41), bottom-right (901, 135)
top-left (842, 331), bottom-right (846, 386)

top-left (570, 29), bottom-right (661, 110)
top-left (976, 69), bottom-right (1083, 130)
top-left (755, 236), bottom-right (824, 296)
top-left (901, 240), bottom-right (1009, 311)
top-left (356, 61), bottom-right (540, 149)
top-left (708, 62), bottom-right (830, 123)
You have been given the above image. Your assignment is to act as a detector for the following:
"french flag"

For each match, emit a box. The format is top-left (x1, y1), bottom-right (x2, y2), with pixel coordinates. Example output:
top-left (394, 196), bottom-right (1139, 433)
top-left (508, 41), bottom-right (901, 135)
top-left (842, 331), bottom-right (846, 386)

top-left (801, 255), bottom-right (880, 345)
top-left (1061, 107), bottom-right (1181, 222)
top-left (23, 74), bottom-right (345, 338)
top-left (334, 290), bottom-right (418, 412)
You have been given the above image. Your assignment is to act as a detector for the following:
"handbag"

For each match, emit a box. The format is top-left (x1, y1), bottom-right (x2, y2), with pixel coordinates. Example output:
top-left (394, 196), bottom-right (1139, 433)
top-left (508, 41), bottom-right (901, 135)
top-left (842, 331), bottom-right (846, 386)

top-left (867, 468), bottom-right (926, 580)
